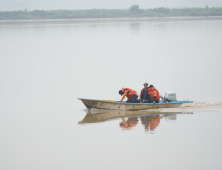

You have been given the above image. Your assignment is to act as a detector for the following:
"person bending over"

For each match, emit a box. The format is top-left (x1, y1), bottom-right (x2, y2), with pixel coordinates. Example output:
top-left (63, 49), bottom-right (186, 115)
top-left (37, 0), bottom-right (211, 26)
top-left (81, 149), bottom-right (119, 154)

top-left (119, 88), bottom-right (139, 103)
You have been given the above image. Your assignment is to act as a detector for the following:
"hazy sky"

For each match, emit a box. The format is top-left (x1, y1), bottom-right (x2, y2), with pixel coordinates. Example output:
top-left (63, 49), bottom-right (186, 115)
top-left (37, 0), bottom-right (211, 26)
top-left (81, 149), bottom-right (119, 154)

top-left (1, 0), bottom-right (222, 11)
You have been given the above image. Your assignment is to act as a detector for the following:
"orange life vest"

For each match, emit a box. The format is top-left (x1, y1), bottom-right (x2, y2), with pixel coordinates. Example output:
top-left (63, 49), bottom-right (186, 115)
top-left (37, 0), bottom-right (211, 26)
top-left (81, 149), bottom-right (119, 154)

top-left (149, 87), bottom-right (160, 101)
top-left (121, 88), bottom-right (138, 101)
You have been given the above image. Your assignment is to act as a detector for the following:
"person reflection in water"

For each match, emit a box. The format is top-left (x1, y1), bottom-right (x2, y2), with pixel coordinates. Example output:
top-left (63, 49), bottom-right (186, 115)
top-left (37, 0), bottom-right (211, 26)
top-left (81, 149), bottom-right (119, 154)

top-left (120, 117), bottom-right (139, 130)
top-left (120, 115), bottom-right (161, 131)
top-left (140, 115), bottom-right (160, 131)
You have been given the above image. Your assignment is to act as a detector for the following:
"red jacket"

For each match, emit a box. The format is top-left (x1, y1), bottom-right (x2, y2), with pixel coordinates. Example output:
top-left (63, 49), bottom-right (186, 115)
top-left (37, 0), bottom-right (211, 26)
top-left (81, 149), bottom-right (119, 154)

top-left (120, 88), bottom-right (138, 102)
top-left (149, 87), bottom-right (160, 101)
top-left (139, 88), bottom-right (150, 99)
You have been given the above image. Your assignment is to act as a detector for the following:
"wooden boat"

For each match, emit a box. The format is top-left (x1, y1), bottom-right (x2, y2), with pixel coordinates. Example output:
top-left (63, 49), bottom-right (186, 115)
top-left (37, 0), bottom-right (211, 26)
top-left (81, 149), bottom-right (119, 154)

top-left (78, 98), bottom-right (193, 111)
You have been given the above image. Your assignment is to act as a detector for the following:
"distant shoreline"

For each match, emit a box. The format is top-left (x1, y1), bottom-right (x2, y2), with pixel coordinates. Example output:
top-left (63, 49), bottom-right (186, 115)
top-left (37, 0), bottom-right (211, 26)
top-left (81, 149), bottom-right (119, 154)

top-left (1, 16), bottom-right (222, 22)
top-left (1, 7), bottom-right (222, 21)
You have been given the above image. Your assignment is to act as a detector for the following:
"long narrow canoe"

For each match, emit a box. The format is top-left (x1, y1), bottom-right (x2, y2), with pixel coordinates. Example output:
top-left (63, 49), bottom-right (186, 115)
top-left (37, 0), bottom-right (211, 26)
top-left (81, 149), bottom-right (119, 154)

top-left (78, 98), bottom-right (193, 111)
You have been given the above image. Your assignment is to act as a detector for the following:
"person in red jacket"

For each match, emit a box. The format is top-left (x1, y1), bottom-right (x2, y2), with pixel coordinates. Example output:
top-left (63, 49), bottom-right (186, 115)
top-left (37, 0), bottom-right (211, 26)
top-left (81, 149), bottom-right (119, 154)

top-left (139, 82), bottom-right (151, 103)
top-left (119, 87), bottom-right (139, 103)
top-left (149, 85), bottom-right (160, 104)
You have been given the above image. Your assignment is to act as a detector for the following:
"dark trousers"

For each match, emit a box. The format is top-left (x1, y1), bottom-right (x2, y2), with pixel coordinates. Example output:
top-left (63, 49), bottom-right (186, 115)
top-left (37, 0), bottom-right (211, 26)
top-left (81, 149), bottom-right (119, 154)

top-left (141, 95), bottom-right (151, 103)
top-left (149, 100), bottom-right (159, 103)
top-left (128, 95), bottom-right (139, 103)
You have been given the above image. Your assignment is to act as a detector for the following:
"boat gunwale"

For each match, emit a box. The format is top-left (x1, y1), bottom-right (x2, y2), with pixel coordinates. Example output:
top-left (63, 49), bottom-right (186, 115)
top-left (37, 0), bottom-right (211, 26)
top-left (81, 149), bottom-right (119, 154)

top-left (77, 98), bottom-right (193, 105)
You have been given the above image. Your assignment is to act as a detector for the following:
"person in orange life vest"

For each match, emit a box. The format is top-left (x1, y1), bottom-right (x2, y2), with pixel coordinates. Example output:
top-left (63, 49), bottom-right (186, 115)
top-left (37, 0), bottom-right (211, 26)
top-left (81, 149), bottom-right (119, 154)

top-left (149, 85), bottom-right (160, 104)
top-left (119, 88), bottom-right (139, 103)
top-left (139, 82), bottom-right (151, 103)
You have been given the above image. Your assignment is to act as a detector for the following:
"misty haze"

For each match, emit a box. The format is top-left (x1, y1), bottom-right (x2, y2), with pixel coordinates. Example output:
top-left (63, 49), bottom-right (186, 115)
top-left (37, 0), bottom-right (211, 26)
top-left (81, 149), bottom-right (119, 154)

top-left (0, 0), bottom-right (222, 170)
top-left (1, 0), bottom-right (222, 11)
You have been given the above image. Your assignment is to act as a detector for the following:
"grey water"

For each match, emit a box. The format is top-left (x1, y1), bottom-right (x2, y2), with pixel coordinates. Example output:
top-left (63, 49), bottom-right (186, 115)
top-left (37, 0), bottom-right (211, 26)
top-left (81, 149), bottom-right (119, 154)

top-left (0, 18), bottom-right (222, 170)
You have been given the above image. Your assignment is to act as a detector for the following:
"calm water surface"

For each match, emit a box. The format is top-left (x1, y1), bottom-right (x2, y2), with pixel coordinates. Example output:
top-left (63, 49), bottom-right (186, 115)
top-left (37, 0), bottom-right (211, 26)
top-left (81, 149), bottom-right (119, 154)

top-left (0, 18), bottom-right (222, 170)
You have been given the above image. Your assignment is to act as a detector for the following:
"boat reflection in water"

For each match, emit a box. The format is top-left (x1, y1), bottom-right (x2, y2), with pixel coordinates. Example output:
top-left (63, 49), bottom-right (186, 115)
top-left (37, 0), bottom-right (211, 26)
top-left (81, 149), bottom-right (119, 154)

top-left (79, 109), bottom-right (193, 133)
top-left (121, 113), bottom-right (180, 132)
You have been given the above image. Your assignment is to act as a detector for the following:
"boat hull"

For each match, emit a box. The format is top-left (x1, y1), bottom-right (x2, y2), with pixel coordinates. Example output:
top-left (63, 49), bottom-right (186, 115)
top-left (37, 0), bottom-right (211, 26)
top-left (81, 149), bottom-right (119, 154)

top-left (78, 98), bottom-right (193, 111)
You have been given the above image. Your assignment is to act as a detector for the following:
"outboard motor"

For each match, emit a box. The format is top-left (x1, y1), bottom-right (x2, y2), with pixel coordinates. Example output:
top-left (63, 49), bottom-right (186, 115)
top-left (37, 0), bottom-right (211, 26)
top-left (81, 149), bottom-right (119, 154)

top-left (163, 91), bottom-right (177, 102)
